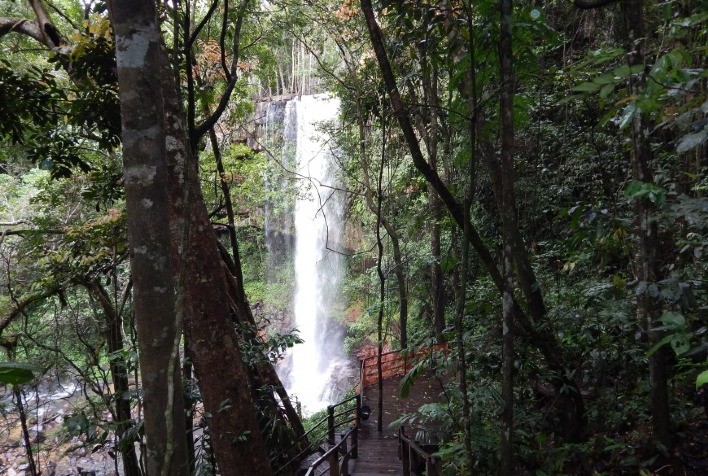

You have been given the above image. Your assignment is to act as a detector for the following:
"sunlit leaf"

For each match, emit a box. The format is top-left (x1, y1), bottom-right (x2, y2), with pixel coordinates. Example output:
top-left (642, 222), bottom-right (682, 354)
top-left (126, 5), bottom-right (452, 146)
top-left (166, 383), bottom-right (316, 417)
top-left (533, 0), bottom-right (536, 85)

top-left (618, 102), bottom-right (637, 130)
top-left (697, 370), bottom-right (708, 389)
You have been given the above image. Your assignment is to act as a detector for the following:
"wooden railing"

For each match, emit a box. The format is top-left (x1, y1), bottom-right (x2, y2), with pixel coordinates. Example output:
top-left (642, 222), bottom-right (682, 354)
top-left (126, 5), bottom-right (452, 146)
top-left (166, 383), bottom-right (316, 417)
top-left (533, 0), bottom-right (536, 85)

top-left (303, 394), bottom-right (360, 476)
top-left (359, 343), bottom-right (449, 390)
top-left (398, 426), bottom-right (442, 476)
top-left (276, 343), bottom-right (447, 474)
top-left (273, 394), bottom-right (359, 474)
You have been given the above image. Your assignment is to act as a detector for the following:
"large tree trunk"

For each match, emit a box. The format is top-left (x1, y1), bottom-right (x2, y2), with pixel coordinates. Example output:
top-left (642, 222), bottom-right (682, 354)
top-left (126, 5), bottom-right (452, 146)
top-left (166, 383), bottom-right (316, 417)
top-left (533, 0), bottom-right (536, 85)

top-left (159, 53), bottom-right (274, 475)
top-left (196, 32), bottom-right (307, 459)
top-left (108, 1), bottom-right (189, 473)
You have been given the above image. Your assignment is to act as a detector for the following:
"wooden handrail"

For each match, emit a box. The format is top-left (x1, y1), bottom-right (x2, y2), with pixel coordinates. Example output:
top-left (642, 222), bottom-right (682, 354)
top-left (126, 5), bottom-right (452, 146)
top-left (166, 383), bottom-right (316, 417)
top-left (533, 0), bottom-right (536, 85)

top-left (398, 426), bottom-right (442, 476)
top-left (304, 424), bottom-right (358, 476)
top-left (278, 343), bottom-right (447, 474)
top-left (305, 394), bottom-right (360, 476)
top-left (359, 343), bottom-right (449, 389)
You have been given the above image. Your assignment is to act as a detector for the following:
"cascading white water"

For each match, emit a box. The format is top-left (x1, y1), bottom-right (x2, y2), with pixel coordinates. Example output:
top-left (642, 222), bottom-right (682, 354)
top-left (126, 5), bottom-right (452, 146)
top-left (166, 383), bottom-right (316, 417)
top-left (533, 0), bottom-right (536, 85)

top-left (285, 94), bottom-right (346, 415)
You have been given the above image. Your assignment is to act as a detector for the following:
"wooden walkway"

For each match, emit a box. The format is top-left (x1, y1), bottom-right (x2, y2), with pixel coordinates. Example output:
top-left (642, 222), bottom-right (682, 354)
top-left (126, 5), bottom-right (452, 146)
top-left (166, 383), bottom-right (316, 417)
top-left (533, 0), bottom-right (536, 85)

top-left (347, 372), bottom-right (444, 475)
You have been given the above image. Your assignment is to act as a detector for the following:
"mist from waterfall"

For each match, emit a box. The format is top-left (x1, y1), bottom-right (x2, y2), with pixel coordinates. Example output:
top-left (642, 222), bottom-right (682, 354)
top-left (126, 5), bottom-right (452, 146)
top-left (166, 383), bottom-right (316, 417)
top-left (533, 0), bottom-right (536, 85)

top-left (265, 94), bottom-right (349, 415)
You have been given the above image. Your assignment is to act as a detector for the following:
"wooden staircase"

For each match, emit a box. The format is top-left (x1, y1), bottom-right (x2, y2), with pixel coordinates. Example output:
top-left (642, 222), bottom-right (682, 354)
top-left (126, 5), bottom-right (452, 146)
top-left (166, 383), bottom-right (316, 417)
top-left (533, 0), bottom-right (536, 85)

top-left (275, 345), bottom-right (447, 476)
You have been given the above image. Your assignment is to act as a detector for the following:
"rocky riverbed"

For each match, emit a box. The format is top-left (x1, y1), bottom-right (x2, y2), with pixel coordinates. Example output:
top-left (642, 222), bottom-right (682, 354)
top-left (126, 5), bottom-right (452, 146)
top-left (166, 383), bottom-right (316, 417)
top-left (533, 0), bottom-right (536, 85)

top-left (1, 380), bottom-right (127, 476)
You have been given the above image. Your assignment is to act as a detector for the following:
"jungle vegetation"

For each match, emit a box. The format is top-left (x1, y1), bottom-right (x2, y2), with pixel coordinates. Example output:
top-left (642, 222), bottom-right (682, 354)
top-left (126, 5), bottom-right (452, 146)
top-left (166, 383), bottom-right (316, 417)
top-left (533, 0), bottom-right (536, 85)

top-left (0, 0), bottom-right (705, 474)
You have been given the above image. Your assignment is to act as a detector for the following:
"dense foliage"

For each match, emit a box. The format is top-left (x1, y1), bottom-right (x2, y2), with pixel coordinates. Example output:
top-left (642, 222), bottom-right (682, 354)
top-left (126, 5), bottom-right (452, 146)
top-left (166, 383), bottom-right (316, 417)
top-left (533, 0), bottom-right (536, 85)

top-left (0, 0), bottom-right (705, 474)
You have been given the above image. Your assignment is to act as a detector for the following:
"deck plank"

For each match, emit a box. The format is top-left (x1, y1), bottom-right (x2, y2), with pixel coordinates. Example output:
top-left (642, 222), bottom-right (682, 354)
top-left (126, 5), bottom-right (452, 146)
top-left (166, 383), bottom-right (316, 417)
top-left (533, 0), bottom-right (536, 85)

top-left (347, 372), bottom-right (444, 475)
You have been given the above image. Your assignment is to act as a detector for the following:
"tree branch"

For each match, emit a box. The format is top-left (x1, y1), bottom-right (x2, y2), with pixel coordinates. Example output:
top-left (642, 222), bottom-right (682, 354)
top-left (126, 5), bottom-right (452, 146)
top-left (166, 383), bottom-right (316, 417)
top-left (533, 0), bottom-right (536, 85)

top-left (193, 0), bottom-right (250, 141)
top-left (0, 290), bottom-right (57, 335)
top-left (0, 17), bottom-right (44, 43)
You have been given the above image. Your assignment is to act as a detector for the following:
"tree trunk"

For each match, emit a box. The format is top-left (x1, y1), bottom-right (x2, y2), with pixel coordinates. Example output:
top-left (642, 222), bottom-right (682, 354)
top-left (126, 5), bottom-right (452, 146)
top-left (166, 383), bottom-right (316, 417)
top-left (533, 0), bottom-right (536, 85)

top-left (87, 281), bottom-right (142, 476)
top-left (430, 194), bottom-right (446, 342)
top-left (197, 39), bottom-right (307, 458)
top-left (621, 0), bottom-right (672, 448)
top-left (361, 0), bottom-right (586, 441)
top-left (15, 387), bottom-right (38, 476)
top-left (416, 37), bottom-right (446, 343)
top-left (375, 116), bottom-right (388, 434)
top-left (356, 100), bottom-right (408, 349)
top-left (108, 1), bottom-right (189, 473)
top-left (159, 55), bottom-right (275, 475)
top-left (389, 229), bottom-right (408, 349)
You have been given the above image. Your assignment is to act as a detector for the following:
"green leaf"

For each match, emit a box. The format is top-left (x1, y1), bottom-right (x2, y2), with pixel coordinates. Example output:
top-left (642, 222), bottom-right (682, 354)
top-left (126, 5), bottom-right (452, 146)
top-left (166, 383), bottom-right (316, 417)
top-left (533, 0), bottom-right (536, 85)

top-left (400, 359), bottom-right (426, 398)
top-left (676, 128), bottom-right (707, 153)
top-left (697, 370), bottom-right (708, 389)
top-left (599, 83), bottom-right (615, 99)
top-left (671, 337), bottom-right (691, 356)
top-left (572, 82), bottom-right (600, 93)
top-left (623, 180), bottom-right (666, 206)
top-left (658, 311), bottom-right (686, 329)
top-left (593, 74), bottom-right (615, 85)
top-left (613, 64), bottom-right (645, 79)
top-left (0, 362), bottom-right (35, 385)
top-left (674, 12), bottom-right (708, 27)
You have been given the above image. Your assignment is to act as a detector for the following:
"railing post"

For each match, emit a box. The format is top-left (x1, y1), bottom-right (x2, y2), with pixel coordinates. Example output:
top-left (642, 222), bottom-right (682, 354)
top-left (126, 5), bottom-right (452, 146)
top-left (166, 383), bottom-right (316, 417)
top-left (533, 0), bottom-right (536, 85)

top-left (328, 450), bottom-right (340, 476)
top-left (426, 456), bottom-right (442, 476)
top-left (353, 394), bottom-right (360, 459)
top-left (327, 405), bottom-right (335, 447)
top-left (399, 426), bottom-right (411, 476)
top-left (339, 432), bottom-right (349, 476)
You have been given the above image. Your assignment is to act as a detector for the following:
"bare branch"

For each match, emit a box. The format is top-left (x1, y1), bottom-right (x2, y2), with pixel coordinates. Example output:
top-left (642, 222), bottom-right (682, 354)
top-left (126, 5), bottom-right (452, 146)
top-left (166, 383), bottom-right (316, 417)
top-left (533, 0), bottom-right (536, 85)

top-left (193, 0), bottom-right (250, 141)
top-left (0, 17), bottom-right (44, 43)
top-left (0, 290), bottom-right (57, 335)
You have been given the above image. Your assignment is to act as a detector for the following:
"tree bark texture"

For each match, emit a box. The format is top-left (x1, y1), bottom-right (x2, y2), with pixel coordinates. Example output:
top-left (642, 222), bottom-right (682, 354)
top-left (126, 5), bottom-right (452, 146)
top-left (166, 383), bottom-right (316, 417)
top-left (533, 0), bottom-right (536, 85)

top-left (108, 0), bottom-right (189, 473)
top-left (159, 52), bottom-right (274, 475)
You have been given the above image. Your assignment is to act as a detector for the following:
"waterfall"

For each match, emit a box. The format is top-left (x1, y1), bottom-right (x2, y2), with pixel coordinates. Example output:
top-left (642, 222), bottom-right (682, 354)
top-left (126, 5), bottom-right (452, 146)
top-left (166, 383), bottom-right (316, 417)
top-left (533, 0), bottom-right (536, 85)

top-left (264, 94), bottom-right (351, 415)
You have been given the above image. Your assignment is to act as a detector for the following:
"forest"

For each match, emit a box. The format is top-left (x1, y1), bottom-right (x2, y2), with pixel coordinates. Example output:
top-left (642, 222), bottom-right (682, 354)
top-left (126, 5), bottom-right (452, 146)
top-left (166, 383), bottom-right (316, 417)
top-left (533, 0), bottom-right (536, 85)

top-left (0, 0), bottom-right (706, 475)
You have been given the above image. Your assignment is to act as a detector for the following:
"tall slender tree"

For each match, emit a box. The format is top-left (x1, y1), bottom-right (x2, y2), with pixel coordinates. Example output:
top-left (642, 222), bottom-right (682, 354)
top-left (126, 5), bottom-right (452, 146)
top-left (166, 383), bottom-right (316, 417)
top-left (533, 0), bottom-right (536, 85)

top-left (107, 0), bottom-right (189, 473)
